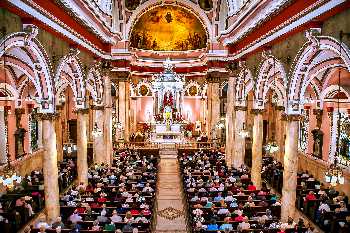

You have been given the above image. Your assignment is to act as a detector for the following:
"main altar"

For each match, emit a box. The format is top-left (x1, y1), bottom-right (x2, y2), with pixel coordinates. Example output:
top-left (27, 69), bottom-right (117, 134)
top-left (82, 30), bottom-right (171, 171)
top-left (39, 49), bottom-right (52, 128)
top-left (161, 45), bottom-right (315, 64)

top-left (149, 59), bottom-right (186, 143)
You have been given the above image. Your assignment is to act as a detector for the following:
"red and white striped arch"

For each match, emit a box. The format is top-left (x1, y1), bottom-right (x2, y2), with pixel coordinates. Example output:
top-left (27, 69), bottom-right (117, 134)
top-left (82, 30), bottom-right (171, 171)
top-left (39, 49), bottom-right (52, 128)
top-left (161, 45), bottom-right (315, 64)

top-left (235, 61), bottom-right (253, 107)
top-left (288, 30), bottom-right (350, 115)
top-left (0, 25), bottom-right (54, 113)
top-left (254, 51), bottom-right (287, 110)
top-left (55, 49), bottom-right (86, 109)
top-left (86, 61), bottom-right (104, 106)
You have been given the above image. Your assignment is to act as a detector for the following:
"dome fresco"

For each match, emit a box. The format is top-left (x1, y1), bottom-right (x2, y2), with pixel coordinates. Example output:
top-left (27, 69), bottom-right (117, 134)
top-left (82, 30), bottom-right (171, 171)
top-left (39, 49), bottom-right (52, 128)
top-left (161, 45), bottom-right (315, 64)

top-left (129, 5), bottom-right (208, 51)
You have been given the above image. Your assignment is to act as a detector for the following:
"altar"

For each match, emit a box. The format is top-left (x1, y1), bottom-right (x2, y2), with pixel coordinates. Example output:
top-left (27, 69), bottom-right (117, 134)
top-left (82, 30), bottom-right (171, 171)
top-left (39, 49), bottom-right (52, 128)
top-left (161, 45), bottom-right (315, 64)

top-left (151, 123), bottom-right (184, 142)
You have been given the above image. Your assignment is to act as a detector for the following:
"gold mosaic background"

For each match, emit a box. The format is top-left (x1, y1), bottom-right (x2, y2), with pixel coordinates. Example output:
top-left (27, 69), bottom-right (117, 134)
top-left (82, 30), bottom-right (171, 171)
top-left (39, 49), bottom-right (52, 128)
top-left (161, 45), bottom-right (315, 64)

top-left (130, 5), bottom-right (207, 51)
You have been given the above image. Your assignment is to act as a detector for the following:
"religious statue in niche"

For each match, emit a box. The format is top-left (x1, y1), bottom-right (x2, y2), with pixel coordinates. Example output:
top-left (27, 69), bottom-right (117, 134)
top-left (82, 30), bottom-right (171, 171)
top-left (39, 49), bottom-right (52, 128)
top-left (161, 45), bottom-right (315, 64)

top-left (162, 91), bottom-right (174, 124)
top-left (311, 128), bottom-right (324, 159)
top-left (14, 109), bottom-right (27, 158)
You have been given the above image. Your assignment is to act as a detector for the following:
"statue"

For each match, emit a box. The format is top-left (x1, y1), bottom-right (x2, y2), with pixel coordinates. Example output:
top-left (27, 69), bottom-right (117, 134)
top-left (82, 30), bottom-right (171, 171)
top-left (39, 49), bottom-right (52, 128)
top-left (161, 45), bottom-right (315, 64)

top-left (163, 90), bottom-right (173, 107)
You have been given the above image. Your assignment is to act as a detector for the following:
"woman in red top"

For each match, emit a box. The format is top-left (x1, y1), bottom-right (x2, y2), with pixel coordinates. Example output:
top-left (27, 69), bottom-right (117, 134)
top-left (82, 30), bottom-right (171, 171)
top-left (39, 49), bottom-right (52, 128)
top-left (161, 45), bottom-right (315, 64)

top-left (141, 206), bottom-right (151, 216)
top-left (304, 191), bottom-right (317, 203)
top-left (130, 204), bottom-right (140, 216)
top-left (247, 182), bottom-right (257, 191)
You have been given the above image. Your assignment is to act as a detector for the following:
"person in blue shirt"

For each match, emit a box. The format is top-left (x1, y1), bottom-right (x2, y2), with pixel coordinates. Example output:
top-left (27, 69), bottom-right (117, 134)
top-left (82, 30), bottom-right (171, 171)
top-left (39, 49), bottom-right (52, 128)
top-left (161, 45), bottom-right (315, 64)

top-left (220, 217), bottom-right (233, 230)
top-left (207, 219), bottom-right (219, 231)
top-left (214, 192), bottom-right (223, 202)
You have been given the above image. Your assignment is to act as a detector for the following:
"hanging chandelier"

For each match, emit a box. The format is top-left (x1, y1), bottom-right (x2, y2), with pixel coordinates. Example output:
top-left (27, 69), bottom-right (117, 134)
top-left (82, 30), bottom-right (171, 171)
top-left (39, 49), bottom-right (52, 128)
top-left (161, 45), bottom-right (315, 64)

top-left (238, 123), bottom-right (249, 138)
top-left (325, 161), bottom-right (344, 186)
top-left (92, 122), bottom-right (102, 137)
top-left (215, 117), bottom-right (226, 129)
top-left (264, 138), bottom-right (279, 155)
top-left (0, 160), bottom-right (22, 189)
top-left (63, 128), bottom-right (77, 154)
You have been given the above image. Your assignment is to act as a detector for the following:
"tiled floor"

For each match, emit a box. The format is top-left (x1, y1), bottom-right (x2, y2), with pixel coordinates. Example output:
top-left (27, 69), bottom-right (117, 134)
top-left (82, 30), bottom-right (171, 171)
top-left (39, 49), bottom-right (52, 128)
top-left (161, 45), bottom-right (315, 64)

top-left (155, 149), bottom-right (188, 233)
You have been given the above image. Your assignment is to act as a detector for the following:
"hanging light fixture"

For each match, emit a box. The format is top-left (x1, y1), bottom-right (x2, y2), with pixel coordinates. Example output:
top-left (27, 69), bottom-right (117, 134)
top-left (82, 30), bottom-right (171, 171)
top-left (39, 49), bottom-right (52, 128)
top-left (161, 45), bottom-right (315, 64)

top-left (264, 136), bottom-right (279, 155)
top-left (325, 31), bottom-right (347, 186)
top-left (58, 94), bottom-right (66, 105)
top-left (92, 122), bottom-right (102, 137)
top-left (215, 117), bottom-right (226, 129)
top-left (63, 128), bottom-right (77, 154)
top-left (0, 158), bottom-right (22, 190)
top-left (0, 27), bottom-right (22, 189)
top-left (239, 122), bottom-right (249, 138)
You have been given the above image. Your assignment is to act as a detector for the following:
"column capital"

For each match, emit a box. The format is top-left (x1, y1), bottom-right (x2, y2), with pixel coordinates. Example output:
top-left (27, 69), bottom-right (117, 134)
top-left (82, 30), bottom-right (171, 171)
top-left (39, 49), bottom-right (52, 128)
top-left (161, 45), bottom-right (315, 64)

top-left (35, 113), bottom-right (60, 121)
top-left (15, 108), bottom-right (25, 115)
top-left (234, 106), bottom-right (247, 111)
top-left (111, 70), bottom-right (130, 82)
top-left (313, 109), bottom-right (323, 116)
top-left (56, 105), bottom-right (64, 111)
top-left (251, 109), bottom-right (265, 115)
top-left (281, 113), bottom-right (302, 122)
top-left (274, 106), bottom-right (285, 111)
top-left (90, 105), bottom-right (105, 111)
top-left (74, 108), bottom-right (89, 114)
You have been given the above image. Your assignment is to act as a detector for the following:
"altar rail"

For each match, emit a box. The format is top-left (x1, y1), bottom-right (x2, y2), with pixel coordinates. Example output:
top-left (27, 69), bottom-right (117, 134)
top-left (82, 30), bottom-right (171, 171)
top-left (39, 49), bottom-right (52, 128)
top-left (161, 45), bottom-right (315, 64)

top-left (114, 141), bottom-right (215, 150)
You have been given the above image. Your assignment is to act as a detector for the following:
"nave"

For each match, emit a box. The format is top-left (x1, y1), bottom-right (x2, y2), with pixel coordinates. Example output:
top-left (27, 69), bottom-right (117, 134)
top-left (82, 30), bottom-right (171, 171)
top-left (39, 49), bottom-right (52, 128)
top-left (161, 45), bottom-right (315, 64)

top-left (1, 0), bottom-right (350, 232)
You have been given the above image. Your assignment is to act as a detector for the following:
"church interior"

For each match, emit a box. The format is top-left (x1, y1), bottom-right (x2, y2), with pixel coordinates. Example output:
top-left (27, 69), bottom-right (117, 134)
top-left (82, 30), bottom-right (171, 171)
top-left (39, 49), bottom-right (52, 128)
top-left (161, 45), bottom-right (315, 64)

top-left (0, 0), bottom-right (350, 232)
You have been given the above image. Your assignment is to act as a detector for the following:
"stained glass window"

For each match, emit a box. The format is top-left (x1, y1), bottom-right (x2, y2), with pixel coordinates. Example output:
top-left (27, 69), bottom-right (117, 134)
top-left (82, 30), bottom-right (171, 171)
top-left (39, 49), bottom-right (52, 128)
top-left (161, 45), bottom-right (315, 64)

top-left (299, 109), bottom-right (309, 152)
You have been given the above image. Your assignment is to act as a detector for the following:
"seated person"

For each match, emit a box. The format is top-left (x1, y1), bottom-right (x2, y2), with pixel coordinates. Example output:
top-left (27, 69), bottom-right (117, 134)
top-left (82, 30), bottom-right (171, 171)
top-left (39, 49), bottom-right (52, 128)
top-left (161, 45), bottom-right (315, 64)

top-left (110, 210), bottom-right (122, 223)
top-left (220, 217), bottom-right (233, 231)
top-left (51, 216), bottom-right (65, 229)
top-left (237, 217), bottom-right (250, 231)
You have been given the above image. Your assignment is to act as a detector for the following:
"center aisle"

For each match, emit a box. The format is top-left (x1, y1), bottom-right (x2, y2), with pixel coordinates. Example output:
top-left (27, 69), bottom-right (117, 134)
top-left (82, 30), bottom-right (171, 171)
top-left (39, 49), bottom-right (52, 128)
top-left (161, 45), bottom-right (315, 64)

top-left (155, 147), bottom-right (188, 233)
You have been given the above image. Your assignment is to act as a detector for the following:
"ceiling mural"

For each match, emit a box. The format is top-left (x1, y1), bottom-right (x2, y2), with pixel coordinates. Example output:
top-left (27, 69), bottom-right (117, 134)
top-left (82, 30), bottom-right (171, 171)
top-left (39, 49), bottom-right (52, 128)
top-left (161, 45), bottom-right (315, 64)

top-left (129, 5), bottom-right (208, 51)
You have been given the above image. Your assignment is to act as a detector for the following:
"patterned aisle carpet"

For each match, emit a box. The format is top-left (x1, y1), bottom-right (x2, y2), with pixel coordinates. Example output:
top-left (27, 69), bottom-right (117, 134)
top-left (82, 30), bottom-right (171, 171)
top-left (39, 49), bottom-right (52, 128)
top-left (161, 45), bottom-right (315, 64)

top-left (155, 148), bottom-right (188, 233)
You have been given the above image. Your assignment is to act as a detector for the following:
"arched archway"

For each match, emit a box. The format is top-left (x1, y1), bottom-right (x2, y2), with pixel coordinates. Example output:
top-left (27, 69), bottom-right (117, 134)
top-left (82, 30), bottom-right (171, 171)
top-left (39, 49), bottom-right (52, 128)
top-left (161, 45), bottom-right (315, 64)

top-left (235, 61), bottom-right (253, 107)
top-left (55, 48), bottom-right (86, 109)
top-left (254, 51), bottom-right (287, 109)
top-left (288, 31), bottom-right (350, 115)
top-left (0, 25), bottom-right (54, 113)
top-left (86, 61), bottom-right (104, 106)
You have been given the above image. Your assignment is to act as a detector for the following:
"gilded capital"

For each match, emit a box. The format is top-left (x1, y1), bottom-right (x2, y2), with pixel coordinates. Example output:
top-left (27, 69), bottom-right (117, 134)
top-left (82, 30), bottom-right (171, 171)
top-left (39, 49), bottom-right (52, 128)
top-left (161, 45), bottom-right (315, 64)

top-left (251, 109), bottom-right (265, 115)
top-left (74, 108), bottom-right (89, 114)
top-left (35, 113), bottom-right (60, 121)
top-left (281, 113), bottom-right (302, 122)
top-left (234, 106), bottom-right (248, 111)
top-left (91, 105), bottom-right (105, 111)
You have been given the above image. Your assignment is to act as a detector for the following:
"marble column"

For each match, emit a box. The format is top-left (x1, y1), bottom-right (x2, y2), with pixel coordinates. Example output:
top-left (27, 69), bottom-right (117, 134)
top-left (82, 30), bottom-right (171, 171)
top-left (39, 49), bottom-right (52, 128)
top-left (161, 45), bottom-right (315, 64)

top-left (118, 80), bottom-right (130, 141)
top-left (93, 107), bottom-right (105, 164)
top-left (251, 109), bottom-right (264, 190)
top-left (55, 106), bottom-right (63, 162)
top-left (104, 75), bottom-right (113, 166)
top-left (40, 113), bottom-right (60, 222)
top-left (207, 80), bottom-right (220, 139)
top-left (233, 107), bottom-right (247, 168)
top-left (225, 77), bottom-right (235, 168)
top-left (130, 97), bottom-right (137, 134)
top-left (275, 106), bottom-right (286, 163)
top-left (200, 97), bottom-right (207, 133)
top-left (281, 115), bottom-right (299, 222)
top-left (0, 106), bottom-right (7, 164)
top-left (76, 108), bottom-right (89, 185)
